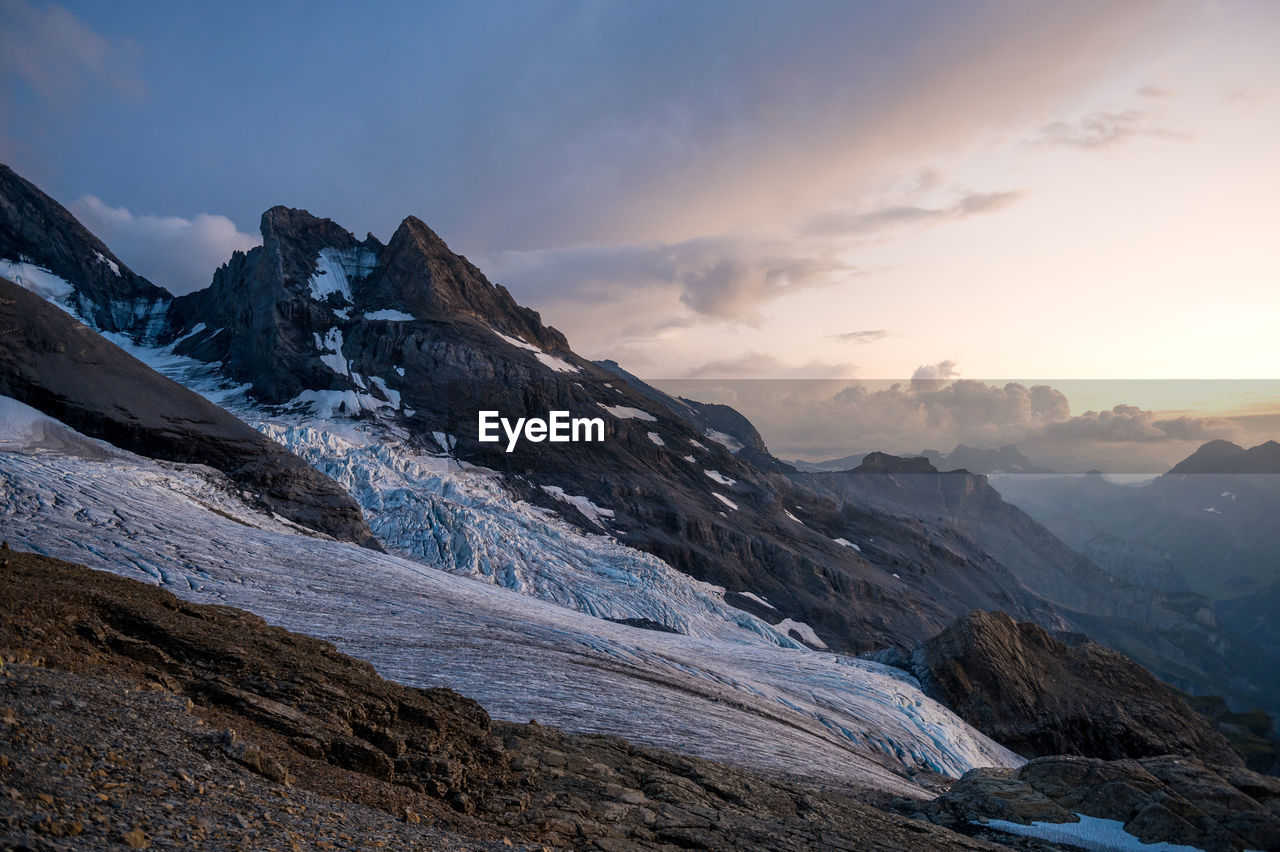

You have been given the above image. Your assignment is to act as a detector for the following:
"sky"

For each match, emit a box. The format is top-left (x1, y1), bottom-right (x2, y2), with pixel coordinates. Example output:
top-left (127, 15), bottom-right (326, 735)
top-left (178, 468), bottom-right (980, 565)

top-left (2, 0), bottom-right (1278, 468)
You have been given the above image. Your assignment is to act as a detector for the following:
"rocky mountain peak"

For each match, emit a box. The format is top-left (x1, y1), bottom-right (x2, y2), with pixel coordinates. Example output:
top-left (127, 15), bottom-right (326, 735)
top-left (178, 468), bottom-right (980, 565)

top-left (259, 205), bottom-right (361, 256)
top-left (365, 214), bottom-right (567, 349)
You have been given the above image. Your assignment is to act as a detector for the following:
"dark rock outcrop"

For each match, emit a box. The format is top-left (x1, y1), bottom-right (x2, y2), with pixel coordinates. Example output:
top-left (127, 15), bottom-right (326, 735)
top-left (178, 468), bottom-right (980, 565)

top-left (905, 610), bottom-right (1242, 766)
top-left (918, 755), bottom-right (1280, 852)
top-left (0, 276), bottom-right (376, 546)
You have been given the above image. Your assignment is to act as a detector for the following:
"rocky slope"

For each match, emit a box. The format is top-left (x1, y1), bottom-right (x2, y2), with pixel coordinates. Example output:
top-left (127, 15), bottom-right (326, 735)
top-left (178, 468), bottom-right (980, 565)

top-left (0, 548), bottom-right (1007, 851)
top-left (889, 610), bottom-right (1241, 766)
top-left (914, 755), bottom-right (1280, 852)
top-left (0, 276), bottom-right (374, 546)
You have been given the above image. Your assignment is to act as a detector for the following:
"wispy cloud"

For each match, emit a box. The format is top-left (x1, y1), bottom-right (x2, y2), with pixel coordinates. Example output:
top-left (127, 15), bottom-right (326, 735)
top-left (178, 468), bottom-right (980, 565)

top-left (803, 190), bottom-right (1024, 237)
top-left (1137, 84), bottom-right (1174, 100)
top-left (1033, 108), bottom-right (1190, 150)
top-left (487, 235), bottom-right (856, 324)
top-left (679, 351), bottom-right (856, 380)
top-left (833, 329), bottom-right (891, 344)
top-left (0, 0), bottom-right (143, 102)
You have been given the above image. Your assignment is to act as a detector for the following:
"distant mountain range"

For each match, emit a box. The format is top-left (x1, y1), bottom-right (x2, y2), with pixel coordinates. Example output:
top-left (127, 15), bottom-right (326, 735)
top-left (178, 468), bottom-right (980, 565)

top-left (794, 444), bottom-right (1056, 475)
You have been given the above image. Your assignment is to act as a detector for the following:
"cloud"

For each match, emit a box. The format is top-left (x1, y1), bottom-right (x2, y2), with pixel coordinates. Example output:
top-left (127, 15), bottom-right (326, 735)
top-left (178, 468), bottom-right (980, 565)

top-left (1033, 108), bottom-right (1190, 150)
top-left (0, 0), bottom-right (143, 160)
top-left (0, 0), bottom-right (143, 102)
top-left (833, 329), bottom-right (890, 344)
top-left (679, 351), bottom-right (857, 380)
top-left (1137, 84), bottom-right (1174, 99)
top-left (661, 365), bottom-right (1246, 471)
top-left (804, 190), bottom-right (1024, 237)
top-left (1042, 404), bottom-right (1233, 443)
top-left (486, 234), bottom-right (855, 323)
top-left (911, 359), bottom-right (961, 384)
top-left (70, 195), bottom-right (260, 294)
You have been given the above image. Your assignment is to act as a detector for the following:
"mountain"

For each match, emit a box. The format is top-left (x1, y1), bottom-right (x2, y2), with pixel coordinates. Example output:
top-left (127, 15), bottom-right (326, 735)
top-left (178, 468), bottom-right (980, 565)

top-left (0, 165), bottom-right (171, 338)
top-left (995, 442), bottom-right (1280, 601)
top-left (0, 167), bottom-right (1078, 656)
top-left (887, 610), bottom-right (1240, 765)
top-left (1170, 439), bottom-right (1280, 474)
top-left (3, 162), bottom-right (1274, 734)
top-left (795, 444), bottom-right (1055, 475)
top-left (0, 276), bottom-right (374, 546)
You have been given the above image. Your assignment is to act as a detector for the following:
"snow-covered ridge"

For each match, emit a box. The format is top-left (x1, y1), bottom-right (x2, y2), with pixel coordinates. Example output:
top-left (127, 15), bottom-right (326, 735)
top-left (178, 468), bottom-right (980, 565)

top-left (0, 402), bottom-right (1023, 793)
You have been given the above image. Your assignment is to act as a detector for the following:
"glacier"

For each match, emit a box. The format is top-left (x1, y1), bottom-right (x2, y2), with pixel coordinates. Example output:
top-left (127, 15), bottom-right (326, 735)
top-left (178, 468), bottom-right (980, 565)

top-left (0, 396), bottom-right (1023, 795)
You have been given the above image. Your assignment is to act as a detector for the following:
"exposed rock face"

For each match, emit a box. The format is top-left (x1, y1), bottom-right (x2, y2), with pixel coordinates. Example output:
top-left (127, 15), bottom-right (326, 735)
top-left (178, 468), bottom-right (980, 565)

top-left (905, 610), bottom-right (1242, 766)
top-left (0, 549), bottom-right (1007, 851)
top-left (0, 277), bottom-right (375, 546)
top-left (0, 164), bottom-right (171, 338)
top-left (918, 755), bottom-right (1280, 852)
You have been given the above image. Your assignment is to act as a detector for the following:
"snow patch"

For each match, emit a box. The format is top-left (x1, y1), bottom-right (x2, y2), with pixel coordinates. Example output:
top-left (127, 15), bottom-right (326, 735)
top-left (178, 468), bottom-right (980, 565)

top-left (834, 538), bottom-right (861, 552)
top-left (365, 309), bottom-right (415, 322)
top-left (682, 454), bottom-right (696, 463)
top-left (314, 327), bottom-right (349, 376)
top-left (599, 404), bottom-right (657, 422)
top-left (366, 376), bottom-right (401, 409)
top-left (704, 469), bottom-right (736, 487)
top-left (981, 814), bottom-right (1203, 852)
top-left (738, 592), bottom-right (776, 611)
top-left (0, 259), bottom-right (75, 307)
top-left (490, 328), bottom-right (579, 373)
top-left (287, 389), bottom-right (394, 419)
top-left (713, 493), bottom-right (739, 511)
top-left (308, 246), bottom-right (374, 306)
top-left (775, 619), bottom-right (828, 650)
top-left (647, 432), bottom-right (665, 447)
top-left (93, 251), bottom-right (120, 276)
top-left (784, 510), bottom-right (803, 525)
top-left (541, 485), bottom-right (616, 529)
top-left (705, 429), bottom-right (744, 453)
